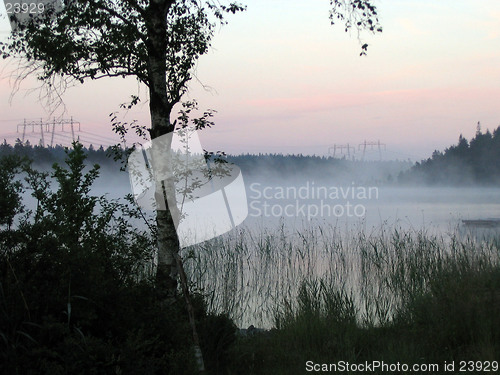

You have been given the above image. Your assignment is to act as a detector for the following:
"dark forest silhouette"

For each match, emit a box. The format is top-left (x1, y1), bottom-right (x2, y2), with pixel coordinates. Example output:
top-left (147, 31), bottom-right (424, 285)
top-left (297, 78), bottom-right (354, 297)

top-left (0, 140), bottom-right (115, 168)
top-left (0, 140), bottom-right (410, 184)
top-left (399, 124), bottom-right (500, 185)
top-left (4, 125), bottom-right (500, 186)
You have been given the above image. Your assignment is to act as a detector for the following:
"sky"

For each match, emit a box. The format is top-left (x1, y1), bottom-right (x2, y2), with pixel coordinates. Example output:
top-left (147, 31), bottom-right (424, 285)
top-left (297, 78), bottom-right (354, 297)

top-left (1, 0), bottom-right (500, 160)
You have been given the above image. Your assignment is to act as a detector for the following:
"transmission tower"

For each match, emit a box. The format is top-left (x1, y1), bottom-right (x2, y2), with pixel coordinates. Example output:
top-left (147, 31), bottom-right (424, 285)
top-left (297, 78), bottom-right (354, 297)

top-left (328, 144), bottom-right (356, 160)
top-left (358, 140), bottom-right (386, 161)
top-left (17, 117), bottom-right (81, 147)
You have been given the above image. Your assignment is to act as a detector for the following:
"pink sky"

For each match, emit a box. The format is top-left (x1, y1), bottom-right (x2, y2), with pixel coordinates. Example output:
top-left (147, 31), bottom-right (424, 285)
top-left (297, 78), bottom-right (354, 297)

top-left (1, 0), bottom-right (500, 160)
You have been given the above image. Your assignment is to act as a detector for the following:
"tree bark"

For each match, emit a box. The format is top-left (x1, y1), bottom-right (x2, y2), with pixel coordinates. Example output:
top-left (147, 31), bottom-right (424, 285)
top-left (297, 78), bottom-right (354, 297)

top-left (146, 4), bottom-right (205, 373)
top-left (146, 0), bottom-right (179, 297)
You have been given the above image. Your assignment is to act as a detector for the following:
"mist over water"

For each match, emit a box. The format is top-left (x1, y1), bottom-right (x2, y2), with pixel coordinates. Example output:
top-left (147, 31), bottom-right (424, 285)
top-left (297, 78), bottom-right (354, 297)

top-left (17, 153), bottom-right (500, 241)
top-left (82, 161), bottom-right (500, 239)
top-left (240, 176), bottom-right (500, 236)
top-left (251, 184), bottom-right (500, 228)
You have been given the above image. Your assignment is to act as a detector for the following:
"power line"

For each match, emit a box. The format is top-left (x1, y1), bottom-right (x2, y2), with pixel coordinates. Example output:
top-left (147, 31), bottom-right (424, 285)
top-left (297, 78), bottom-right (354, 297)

top-left (17, 117), bottom-right (82, 147)
top-left (9, 117), bottom-right (128, 148)
top-left (79, 130), bottom-right (122, 144)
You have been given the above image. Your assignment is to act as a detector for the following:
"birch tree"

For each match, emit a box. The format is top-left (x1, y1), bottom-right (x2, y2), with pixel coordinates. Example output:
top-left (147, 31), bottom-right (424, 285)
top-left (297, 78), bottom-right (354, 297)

top-left (1, 0), bottom-right (246, 297)
top-left (1, 0), bottom-right (382, 298)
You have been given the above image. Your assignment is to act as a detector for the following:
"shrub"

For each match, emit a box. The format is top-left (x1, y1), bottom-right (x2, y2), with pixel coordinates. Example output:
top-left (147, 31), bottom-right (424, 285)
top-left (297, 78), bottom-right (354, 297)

top-left (0, 143), bottom-right (206, 374)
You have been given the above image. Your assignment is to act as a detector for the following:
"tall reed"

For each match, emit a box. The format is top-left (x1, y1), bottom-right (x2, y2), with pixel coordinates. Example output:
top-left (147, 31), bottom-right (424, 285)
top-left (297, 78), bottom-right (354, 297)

top-left (183, 220), bottom-right (499, 329)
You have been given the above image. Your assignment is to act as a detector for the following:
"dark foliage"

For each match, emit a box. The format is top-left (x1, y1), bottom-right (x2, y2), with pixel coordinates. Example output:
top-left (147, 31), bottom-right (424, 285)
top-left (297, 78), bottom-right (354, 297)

top-left (399, 125), bottom-right (500, 185)
top-left (230, 270), bottom-right (500, 375)
top-left (0, 144), bottom-right (235, 374)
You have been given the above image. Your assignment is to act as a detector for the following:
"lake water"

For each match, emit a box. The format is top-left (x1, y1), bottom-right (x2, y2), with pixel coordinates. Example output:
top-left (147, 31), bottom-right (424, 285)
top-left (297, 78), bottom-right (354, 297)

top-left (18, 168), bottom-right (500, 327)
top-left (242, 179), bottom-right (500, 234)
top-left (185, 179), bottom-right (500, 327)
top-left (19, 166), bottom-right (499, 237)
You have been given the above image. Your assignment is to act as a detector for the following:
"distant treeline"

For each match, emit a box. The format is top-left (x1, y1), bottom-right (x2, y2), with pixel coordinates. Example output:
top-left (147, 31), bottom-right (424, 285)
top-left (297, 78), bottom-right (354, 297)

top-left (7, 128), bottom-right (500, 185)
top-left (0, 140), bottom-right (412, 184)
top-left (0, 140), bottom-right (119, 168)
top-left (399, 125), bottom-right (500, 185)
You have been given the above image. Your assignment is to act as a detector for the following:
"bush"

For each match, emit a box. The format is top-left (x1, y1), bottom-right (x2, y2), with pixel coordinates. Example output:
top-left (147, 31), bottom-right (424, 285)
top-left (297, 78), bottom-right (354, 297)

top-left (0, 144), bottom-right (207, 374)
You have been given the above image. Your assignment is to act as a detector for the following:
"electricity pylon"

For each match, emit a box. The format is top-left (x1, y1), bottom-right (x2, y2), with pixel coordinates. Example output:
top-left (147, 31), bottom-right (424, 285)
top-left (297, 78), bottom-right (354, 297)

top-left (17, 117), bottom-right (81, 147)
top-left (329, 144), bottom-right (356, 160)
top-left (358, 140), bottom-right (386, 161)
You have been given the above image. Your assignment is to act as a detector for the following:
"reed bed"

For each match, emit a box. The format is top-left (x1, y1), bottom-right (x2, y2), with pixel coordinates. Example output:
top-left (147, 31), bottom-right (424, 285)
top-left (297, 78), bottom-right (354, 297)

top-left (183, 220), bottom-right (500, 329)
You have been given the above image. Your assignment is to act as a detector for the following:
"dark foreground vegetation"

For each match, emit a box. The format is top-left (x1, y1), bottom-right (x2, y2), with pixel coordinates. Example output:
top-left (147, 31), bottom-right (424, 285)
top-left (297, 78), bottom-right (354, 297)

top-left (1, 144), bottom-right (499, 374)
top-left (0, 145), bottom-right (236, 374)
top-left (186, 222), bottom-right (500, 374)
top-left (231, 262), bottom-right (500, 374)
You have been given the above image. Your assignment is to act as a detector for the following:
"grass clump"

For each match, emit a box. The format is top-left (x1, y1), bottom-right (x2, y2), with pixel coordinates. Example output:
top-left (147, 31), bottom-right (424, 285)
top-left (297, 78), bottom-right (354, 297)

top-left (227, 266), bottom-right (500, 374)
top-left (186, 222), bottom-right (500, 374)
